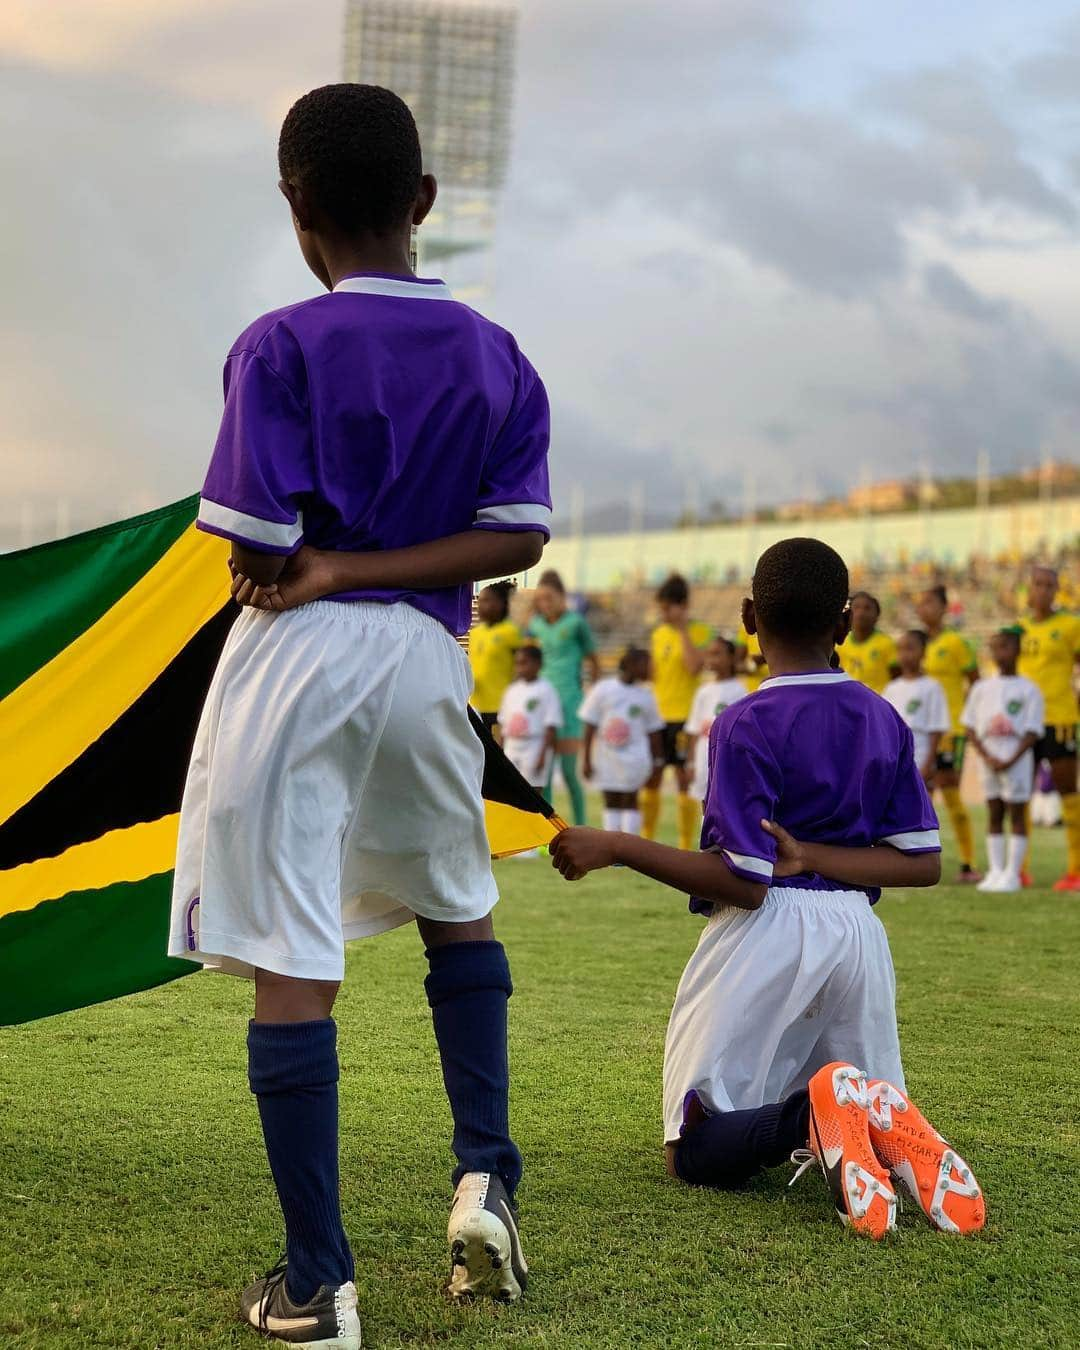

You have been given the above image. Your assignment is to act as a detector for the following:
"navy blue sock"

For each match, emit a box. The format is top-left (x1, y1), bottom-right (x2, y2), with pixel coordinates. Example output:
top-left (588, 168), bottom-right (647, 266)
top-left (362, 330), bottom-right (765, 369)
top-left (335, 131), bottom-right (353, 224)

top-left (674, 1090), bottom-right (810, 1189)
top-left (425, 940), bottom-right (522, 1197)
top-left (247, 1019), bottom-right (354, 1304)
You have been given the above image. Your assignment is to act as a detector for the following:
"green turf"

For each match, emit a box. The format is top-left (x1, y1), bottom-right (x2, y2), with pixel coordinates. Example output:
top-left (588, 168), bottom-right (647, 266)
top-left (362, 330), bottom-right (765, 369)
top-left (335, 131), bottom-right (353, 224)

top-left (1, 806), bottom-right (1078, 1348)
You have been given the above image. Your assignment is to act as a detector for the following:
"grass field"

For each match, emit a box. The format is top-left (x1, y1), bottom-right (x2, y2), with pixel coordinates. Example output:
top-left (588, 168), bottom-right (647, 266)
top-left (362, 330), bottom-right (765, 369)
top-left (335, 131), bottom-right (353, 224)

top-left (1, 805), bottom-right (1078, 1349)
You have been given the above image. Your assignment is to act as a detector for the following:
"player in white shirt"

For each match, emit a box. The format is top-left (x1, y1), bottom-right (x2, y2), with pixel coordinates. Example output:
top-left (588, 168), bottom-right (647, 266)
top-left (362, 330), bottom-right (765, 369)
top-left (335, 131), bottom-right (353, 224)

top-left (882, 631), bottom-right (951, 783)
top-left (496, 646), bottom-right (562, 789)
top-left (961, 629), bottom-right (1045, 893)
top-left (579, 648), bottom-right (665, 835)
top-left (685, 638), bottom-right (749, 802)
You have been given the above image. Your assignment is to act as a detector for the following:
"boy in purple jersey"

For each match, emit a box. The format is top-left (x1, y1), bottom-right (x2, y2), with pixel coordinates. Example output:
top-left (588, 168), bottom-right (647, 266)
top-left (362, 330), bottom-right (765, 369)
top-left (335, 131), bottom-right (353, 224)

top-left (553, 540), bottom-right (985, 1239)
top-left (169, 85), bottom-right (550, 1345)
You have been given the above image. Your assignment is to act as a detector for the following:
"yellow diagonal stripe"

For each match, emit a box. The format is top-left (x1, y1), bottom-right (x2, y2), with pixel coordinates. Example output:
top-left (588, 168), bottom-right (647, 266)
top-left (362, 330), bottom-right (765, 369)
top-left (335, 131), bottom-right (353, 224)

top-left (0, 815), bottom-right (180, 919)
top-left (485, 800), bottom-right (564, 859)
top-left (0, 526), bottom-right (229, 829)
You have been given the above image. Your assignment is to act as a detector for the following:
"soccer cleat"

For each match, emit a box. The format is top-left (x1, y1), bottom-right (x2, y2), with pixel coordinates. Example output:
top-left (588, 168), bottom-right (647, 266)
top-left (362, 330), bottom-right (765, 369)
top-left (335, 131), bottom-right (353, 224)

top-left (1051, 873), bottom-right (1080, 892)
top-left (798, 1062), bottom-right (897, 1239)
top-left (867, 1079), bottom-right (985, 1235)
top-left (955, 865), bottom-right (983, 885)
top-left (979, 873), bottom-right (1020, 893)
top-left (1020, 868), bottom-right (1034, 888)
top-left (240, 1259), bottom-right (361, 1348)
top-left (446, 1172), bottom-right (527, 1303)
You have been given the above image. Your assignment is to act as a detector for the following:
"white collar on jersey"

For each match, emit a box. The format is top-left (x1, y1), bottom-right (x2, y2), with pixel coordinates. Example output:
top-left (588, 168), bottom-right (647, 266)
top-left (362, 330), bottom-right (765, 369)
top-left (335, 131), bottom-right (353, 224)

top-left (762, 670), bottom-right (852, 687)
top-left (332, 274), bottom-right (453, 300)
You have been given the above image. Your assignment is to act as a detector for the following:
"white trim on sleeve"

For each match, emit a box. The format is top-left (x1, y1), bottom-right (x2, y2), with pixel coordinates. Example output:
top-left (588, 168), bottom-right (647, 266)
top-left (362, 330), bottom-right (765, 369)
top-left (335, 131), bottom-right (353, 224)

top-left (878, 828), bottom-right (941, 852)
top-left (475, 503), bottom-right (553, 529)
top-left (723, 849), bottom-right (775, 879)
top-left (198, 497), bottom-right (303, 550)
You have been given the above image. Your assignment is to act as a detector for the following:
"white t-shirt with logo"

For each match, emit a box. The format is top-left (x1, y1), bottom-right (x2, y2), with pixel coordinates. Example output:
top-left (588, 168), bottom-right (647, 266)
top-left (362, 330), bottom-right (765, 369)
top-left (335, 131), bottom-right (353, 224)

top-left (497, 677), bottom-right (563, 787)
top-left (882, 675), bottom-right (951, 770)
top-left (579, 677), bottom-right (665, 792)
top-left (961, 675), bottom-right (1045, 762)
top-left (686, 677), bottom-right (750, 799)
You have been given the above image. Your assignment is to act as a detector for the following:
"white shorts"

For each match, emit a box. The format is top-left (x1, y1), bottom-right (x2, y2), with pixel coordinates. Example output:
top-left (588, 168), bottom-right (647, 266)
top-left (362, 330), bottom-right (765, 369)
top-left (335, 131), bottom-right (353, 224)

top-left (979, 751), bottom-right (1034, 805)
top-left (591, 744), bottom-right (651, 794)
top-left (662, 887), bottom-right (903, 1143)
top-left (503, 738), bottom-right (550, 790)
top-left (169, 601), bottom-right (498, 982)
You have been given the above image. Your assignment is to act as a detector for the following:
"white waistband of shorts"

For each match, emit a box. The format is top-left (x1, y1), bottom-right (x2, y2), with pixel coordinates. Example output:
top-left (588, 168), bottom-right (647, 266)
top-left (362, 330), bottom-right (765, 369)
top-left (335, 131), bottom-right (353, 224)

top-left (761, 885), bottom-right (871, 908)
top-left (288, 598), bottom-right (451, 637)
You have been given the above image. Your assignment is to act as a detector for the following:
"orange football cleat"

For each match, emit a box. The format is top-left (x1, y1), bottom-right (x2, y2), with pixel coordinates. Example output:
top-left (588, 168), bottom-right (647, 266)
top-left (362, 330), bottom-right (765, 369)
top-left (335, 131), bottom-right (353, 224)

top-left (1051, 874), bottom-right (1080, 892)
top-left (1020, 868), bottom-right (1034, 888)
top-left (866, 1080), bottom-right (985, 1235)
top-left (796, 1063), bottom-right (897, 1239)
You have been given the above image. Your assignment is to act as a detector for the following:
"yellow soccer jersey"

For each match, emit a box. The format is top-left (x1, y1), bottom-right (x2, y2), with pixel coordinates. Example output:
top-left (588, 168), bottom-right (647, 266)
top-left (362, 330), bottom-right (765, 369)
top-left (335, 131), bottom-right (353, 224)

top-left (736, 625), bottom-right (769, 693)
top-left (651, 620), bottom-right (713, 722)
top-left (838, 630), bottom-right (898, 694)
top-left (469, 619), bottom-right (522, 714)
top-left (924, 629), bottom-right (978, 734)
top-left (1019, 611), bottom-right (1080, 727)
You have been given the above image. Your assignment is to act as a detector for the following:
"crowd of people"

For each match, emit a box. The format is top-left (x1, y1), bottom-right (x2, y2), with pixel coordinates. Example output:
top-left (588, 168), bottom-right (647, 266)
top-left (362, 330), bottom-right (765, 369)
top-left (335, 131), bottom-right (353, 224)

top-left (470, 561), bottom-right (1080, 893)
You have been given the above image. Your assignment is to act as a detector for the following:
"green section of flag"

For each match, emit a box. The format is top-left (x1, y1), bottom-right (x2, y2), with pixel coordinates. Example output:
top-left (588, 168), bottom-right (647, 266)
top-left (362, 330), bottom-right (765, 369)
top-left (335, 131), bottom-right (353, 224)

top-left (0, 873), bottom-right (192, 1026)
top-left (0, 496), bottom-right (197, 701)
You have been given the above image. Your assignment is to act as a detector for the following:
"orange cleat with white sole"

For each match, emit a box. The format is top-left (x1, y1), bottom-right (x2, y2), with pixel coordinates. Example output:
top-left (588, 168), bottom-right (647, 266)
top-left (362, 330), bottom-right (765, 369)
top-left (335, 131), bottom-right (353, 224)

top-left (866, 1080), bottom-right (985, 1235)
top-left (795, 1062), bottom-right (897, 1240)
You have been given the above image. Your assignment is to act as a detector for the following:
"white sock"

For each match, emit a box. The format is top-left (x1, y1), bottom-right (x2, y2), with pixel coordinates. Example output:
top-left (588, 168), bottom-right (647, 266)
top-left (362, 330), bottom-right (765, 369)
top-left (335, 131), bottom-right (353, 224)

top-left (986, 834), bottom-right (1005, 876)
top-left (1006, 833), bottom-right (1028, 879)
top-left (622, 809), bottom-right (643, 835)
top-left (602, 809), bottom-right (620, 832)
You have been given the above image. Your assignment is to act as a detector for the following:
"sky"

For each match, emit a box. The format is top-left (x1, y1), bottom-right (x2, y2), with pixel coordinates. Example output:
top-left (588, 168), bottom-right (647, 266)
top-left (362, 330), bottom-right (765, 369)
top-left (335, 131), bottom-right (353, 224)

top-left (4, 0), bottom-right (1080, 538)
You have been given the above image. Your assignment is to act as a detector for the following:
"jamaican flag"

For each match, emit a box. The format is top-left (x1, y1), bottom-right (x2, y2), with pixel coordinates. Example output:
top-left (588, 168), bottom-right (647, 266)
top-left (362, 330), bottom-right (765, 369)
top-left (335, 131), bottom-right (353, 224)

top-left (0, 497), bottom-right (562, 1026)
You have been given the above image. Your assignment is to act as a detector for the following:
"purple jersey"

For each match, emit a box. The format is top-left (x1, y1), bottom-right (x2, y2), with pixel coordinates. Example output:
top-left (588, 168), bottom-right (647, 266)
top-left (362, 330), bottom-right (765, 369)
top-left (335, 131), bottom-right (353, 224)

top-left (697, 669), bottom-right (939, 909)
top-left (197, 272), bottom-right (552, 635)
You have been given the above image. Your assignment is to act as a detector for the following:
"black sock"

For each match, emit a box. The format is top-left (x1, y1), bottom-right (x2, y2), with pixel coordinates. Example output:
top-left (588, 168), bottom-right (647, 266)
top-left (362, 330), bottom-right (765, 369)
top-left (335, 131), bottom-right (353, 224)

top-left (425, 940), bottom-right (522, 1197)
top-left (674, 1090), bottom-right (810, 1188)
top-left (247, 1019), bottom-right (354, 1304)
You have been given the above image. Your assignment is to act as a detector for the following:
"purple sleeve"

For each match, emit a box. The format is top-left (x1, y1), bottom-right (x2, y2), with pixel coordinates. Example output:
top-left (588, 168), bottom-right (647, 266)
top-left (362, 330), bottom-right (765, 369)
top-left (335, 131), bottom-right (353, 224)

top-left (197, 341), bottom-right (313, 556)
top-left (473, 354), bottom-right (552, 538)
top-left (701, 711), bottom-right (782, 883)
top-left (876, 725), bottom-right (941, 853)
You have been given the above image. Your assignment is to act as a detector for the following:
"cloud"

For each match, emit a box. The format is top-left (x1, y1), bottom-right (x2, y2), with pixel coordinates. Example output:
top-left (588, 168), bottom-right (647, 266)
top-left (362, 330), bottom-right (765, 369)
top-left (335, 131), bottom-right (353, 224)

top-left (3, 0), bottom-right (1080, 538)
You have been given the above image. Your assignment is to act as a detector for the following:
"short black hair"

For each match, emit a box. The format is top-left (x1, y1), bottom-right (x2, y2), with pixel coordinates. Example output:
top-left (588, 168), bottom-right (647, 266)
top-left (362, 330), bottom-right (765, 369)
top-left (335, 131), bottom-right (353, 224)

top-left (517, 643), bottom-right (543, 666)
top-left (925, 584), bottom-right (947, 606)
top-left (903, 629), bottom-right (928, 650)
top-left (712, 636), bottom-right (737, 656)
top-left (480, 580), bottom-right (515, 621)
top-left (278, 84), bottom-right (422, 234)
top-left (657, 573), bottom-right (689, 605)
top-left (620, 645), bottom-right (649, 674)
top-left (752, 538), bottom-right (849, 642)
top-left (851, 590), bottom-right (881, 618)
top-left (537, 569), bottom-right (565, 595)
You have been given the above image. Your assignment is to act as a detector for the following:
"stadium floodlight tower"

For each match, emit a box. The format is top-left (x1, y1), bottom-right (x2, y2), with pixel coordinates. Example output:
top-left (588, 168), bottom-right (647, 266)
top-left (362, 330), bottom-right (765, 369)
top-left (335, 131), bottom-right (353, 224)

top-left (343, 0), bottom-right (519, 301)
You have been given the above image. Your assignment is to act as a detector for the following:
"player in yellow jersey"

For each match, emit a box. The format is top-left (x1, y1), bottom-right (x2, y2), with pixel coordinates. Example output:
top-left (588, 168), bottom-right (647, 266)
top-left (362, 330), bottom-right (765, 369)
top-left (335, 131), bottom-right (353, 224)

top-left (468, 581), bottom-right (522, 729)
top-left (917, 585), bottom-right (981, 882)
top-left (644, 574), bottom-right (712, 849)
top-left (1019, 565), bottom-right (1080, 891)
top-left (734, 623), bottom-right (768, 691)
top-left (837, 592), bottom-right (898, 694)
